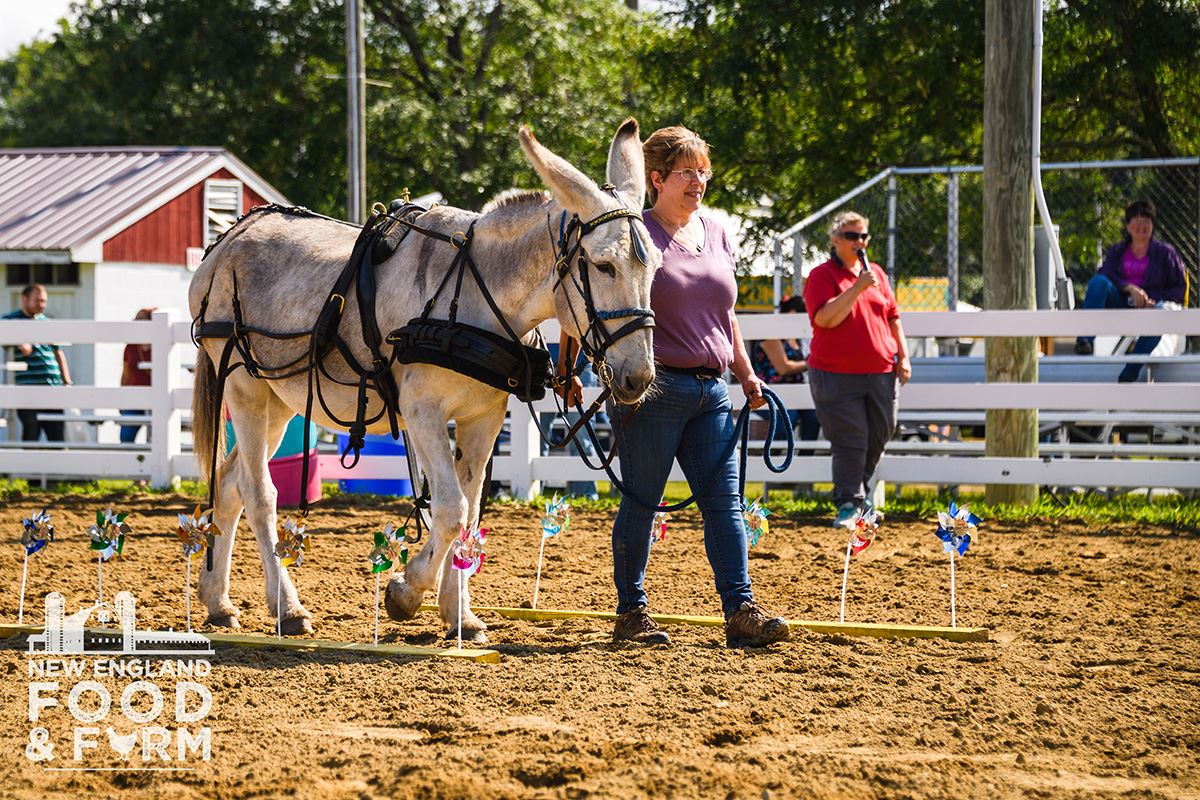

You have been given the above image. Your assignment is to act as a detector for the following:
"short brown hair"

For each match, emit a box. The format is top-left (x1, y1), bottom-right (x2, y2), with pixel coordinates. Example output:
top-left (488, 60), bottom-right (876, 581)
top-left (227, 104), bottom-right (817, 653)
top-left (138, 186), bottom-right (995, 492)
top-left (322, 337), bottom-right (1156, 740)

top-left (642, 126), bottom-right (711, 205)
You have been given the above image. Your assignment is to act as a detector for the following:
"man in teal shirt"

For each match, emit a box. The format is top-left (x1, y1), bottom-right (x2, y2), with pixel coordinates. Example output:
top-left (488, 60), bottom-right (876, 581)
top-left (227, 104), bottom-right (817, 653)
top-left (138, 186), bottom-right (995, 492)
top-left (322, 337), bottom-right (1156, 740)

top-left (4, 284), bottom-right (72, 442)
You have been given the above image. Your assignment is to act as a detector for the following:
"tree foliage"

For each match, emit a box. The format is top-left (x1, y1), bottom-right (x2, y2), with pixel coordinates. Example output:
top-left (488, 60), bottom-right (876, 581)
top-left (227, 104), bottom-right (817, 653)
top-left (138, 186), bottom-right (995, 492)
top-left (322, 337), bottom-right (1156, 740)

top-left (0, 0), bottom-right (1196, 230)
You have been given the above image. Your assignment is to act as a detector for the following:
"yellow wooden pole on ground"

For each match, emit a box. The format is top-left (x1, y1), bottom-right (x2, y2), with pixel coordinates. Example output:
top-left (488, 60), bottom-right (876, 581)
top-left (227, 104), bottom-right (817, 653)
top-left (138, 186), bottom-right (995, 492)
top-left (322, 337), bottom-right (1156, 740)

top-left (0, 623), bottom-right (499, 663)
top-left (421, 604), bottom-right (989, 643)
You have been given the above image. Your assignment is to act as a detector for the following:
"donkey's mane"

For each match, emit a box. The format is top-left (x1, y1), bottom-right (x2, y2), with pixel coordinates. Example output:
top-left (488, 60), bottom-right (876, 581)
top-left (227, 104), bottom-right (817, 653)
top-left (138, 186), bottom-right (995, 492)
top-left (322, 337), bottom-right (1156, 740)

top-left (481, 188), bottom-right (550, 214)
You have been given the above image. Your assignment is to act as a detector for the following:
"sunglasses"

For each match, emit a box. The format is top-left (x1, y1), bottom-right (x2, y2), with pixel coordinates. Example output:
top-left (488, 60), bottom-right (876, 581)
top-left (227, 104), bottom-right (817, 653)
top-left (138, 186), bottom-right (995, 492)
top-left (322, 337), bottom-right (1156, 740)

top-left (839, 231), bottom-right (871, 242)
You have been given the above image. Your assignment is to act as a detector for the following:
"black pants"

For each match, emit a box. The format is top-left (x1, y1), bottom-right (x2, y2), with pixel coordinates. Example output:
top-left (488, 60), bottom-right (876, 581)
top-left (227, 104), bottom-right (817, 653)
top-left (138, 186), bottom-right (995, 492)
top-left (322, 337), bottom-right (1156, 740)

top-left (808, 369), bottom-right (898, 507)
top-left (18, 409), bottom-right (64, 442)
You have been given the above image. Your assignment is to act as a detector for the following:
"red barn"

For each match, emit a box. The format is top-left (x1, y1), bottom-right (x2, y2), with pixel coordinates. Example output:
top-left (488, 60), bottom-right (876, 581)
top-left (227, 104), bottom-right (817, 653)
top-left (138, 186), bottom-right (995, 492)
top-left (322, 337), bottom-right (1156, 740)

top-left (0, 146), bottom-right (290, 384)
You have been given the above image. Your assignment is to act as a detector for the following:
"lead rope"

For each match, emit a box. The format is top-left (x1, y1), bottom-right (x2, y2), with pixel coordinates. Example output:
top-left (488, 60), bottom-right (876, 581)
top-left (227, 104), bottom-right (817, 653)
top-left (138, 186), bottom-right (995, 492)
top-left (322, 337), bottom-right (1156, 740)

top-left (574, 386), bottom-right (794, 514)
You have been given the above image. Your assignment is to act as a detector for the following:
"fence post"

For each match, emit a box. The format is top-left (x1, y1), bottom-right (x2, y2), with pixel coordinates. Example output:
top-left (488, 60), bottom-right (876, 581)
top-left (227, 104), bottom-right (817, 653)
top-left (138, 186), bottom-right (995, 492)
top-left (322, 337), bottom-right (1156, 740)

top-left (149, 309), bottom-right (182, 488)
top-left (947, 172), bottom-right (959, 311)
top-left (791, 232), bottom-right (805, 296)
top-left (508, 404), bottom-right (540, 501)
top-left (772, 238), bottom-right (784, 309)
top-left (886, 174), bottom-right (898, 284)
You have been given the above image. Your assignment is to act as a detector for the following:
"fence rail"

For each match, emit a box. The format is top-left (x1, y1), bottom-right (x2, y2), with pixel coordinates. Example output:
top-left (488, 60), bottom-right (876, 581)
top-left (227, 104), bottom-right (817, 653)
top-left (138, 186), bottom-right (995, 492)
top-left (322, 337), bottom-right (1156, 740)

top-left (0, 310), bottom-right (1198, 495)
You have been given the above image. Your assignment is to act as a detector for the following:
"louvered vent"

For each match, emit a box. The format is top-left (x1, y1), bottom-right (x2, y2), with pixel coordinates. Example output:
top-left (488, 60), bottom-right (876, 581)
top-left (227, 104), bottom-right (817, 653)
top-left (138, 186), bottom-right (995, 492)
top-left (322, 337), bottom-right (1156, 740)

top-left (204, 180), bottom-right (243, 246)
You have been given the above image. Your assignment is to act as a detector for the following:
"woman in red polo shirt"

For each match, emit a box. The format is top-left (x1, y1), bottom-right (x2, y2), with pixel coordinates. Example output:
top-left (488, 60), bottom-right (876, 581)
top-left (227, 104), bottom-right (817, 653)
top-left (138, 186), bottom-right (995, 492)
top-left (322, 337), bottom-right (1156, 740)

top-left (803, 211), bottom-right (910, 527)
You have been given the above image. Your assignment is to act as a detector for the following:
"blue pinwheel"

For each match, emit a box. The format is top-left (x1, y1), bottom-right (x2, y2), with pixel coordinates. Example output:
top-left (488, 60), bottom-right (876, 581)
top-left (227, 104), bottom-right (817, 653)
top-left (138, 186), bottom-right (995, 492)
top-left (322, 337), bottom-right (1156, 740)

top-left (935, 501), bottom-right (980, 556)
top-left (21, 509), bottom-right (54, 556)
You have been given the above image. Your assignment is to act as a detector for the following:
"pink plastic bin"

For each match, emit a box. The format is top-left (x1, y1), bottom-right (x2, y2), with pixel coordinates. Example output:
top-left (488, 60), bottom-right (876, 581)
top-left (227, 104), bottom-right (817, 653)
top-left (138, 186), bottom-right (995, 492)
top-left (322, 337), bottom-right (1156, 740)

top-left (268, 449), bottom-right (322, 508)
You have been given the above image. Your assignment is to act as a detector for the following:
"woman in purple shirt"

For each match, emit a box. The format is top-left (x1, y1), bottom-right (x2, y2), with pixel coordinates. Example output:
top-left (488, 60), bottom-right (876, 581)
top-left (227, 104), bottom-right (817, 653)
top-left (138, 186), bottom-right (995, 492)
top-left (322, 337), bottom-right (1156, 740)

top-left (1074, 199), bottom-right (1187, 381)
top-left (561, 126), bottom-right (790, 649)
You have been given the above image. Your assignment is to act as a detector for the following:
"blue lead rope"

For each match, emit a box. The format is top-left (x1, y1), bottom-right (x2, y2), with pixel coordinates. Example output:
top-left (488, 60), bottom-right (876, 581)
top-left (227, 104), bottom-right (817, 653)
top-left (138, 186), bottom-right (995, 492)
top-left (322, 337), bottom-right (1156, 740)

top-left (575, 386), bottom-right (794, 514)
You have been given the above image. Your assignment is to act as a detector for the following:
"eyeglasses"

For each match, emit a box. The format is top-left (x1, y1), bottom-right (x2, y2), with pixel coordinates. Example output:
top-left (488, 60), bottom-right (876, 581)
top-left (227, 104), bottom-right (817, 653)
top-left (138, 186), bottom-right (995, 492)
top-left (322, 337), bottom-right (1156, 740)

top-left (839, 231), bottom-right (871, 242)
top-left (669, 168), bottom-right (713, 182)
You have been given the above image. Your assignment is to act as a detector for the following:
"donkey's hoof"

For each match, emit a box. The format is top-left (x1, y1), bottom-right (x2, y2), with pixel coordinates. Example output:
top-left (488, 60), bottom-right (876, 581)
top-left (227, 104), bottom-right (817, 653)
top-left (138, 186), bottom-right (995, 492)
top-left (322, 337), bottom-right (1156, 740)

top-left (385, 576), bottom-right (423, 621)
top-left (445, 627), bottom-right (488, 645)
top-left (279, 614), bottom-right (313, 636)
top-left (204, 612), bottom-right (240, 629)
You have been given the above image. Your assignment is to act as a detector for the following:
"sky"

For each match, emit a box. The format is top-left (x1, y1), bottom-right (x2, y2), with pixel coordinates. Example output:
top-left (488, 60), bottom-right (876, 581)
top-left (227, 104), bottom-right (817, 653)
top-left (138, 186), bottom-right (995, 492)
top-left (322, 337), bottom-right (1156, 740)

top-left (0, 0), bottom-right (77, 58)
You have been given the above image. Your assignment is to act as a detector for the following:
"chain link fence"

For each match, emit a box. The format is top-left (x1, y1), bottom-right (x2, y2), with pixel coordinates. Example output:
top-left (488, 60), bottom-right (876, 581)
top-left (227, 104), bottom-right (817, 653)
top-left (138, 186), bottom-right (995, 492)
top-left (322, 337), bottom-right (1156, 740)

top-left (774, 158), bottom-right (1200, 314)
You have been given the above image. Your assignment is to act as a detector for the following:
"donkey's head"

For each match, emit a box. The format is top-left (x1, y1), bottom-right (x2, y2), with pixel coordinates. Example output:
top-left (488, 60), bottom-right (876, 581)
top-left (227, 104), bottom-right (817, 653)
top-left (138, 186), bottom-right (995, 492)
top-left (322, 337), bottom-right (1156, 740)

top-left (519, 119), bottom-right (660, 404)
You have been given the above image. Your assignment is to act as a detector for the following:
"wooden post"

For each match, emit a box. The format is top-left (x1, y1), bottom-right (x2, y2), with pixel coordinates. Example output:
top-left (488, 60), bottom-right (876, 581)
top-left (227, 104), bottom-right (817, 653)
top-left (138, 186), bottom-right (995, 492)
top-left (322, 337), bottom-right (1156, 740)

top-left (983, 0), bottom-right (1039, 505)
top-left (149, 309), bottom-right (182, 488)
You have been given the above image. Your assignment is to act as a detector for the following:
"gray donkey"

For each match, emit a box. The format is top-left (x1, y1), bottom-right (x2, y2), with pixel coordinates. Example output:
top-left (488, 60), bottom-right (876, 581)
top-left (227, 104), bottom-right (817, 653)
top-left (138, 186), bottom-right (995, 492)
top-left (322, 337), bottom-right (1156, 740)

top-left (190, 120), bottom-right (660, 641)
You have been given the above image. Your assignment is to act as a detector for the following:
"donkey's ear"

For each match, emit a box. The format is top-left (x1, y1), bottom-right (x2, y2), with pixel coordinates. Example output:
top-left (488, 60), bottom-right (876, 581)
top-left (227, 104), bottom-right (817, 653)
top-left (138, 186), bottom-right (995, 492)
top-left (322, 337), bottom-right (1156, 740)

top-left (519, 125), bottom-right (603, 217)
top-left (606, 118), bottom-right (645, 211)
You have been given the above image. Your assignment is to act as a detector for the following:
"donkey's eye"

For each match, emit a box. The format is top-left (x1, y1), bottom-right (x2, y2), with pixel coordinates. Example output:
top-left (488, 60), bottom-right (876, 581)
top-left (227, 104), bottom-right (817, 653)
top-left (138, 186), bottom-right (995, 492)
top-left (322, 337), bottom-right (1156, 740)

top-left (594, 261), bottom-right (616, 276)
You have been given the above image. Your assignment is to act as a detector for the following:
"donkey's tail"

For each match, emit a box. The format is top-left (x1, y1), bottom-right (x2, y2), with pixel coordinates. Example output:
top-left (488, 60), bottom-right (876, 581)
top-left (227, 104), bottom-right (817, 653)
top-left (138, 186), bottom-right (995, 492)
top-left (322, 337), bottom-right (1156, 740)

top-left (192, 345), bottom-right (226, 493)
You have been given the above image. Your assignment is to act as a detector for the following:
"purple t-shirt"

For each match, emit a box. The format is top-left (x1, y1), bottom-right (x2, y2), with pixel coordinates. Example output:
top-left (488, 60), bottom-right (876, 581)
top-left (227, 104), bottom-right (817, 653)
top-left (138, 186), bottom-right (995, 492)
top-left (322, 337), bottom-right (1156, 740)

top-left (644, 213), bottom-right (738, 371)
top-left (1122, 248), bottom-right (1150, 288)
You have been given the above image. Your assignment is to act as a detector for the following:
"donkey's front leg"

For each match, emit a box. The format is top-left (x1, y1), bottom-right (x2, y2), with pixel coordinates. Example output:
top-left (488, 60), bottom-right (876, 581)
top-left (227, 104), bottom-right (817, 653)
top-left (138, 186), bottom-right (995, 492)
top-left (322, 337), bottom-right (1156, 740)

top-left (437, 407), bottom-right (507, 641)
top-left (385, 409), bottom-right (468, 622)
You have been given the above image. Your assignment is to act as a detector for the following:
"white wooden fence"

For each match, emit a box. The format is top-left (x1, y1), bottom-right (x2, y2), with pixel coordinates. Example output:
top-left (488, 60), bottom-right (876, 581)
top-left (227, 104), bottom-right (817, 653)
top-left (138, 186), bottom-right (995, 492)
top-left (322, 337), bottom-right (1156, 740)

top-left (0, 308), bottom-right (1197, 495)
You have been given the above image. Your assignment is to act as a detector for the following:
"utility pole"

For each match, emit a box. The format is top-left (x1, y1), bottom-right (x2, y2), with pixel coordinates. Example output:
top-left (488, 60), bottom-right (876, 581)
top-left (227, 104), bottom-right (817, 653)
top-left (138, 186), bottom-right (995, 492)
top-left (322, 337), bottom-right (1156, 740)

top-left (346, 0), bottom-right (366, 224)
top-left (983, 0), bottom-right (1038, 505)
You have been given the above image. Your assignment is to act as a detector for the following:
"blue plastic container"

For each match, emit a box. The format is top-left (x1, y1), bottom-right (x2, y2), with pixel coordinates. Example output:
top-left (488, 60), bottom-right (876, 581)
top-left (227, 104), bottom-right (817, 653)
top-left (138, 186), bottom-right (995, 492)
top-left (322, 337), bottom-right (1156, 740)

top-left (334, 433), bottom-right (413, 497)
top-left (225, 415), bottom-right (318, 458)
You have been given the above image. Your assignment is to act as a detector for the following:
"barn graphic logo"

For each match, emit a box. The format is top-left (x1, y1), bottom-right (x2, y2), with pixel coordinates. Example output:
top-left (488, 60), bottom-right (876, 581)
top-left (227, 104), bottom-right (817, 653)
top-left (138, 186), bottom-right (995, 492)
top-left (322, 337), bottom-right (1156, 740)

top-left (24, 592), bottom-right (215, 770)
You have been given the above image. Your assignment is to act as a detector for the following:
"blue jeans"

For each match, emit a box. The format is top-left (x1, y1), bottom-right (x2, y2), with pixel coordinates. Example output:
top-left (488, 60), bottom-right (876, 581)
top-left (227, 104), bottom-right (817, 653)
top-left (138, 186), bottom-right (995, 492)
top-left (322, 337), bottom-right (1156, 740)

top-left (119, 409), bottom-right (147, 443)
top-left (610, 369), bottom-right (753, 617)
top-left (1076, 274), bottom-right (1161, 382)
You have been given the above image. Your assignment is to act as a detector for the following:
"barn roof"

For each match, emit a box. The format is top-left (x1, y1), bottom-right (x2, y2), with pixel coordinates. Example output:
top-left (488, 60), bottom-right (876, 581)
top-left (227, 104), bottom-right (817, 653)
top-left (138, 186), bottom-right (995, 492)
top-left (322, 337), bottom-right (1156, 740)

top-left (0, 146), bottom-right (290, 260)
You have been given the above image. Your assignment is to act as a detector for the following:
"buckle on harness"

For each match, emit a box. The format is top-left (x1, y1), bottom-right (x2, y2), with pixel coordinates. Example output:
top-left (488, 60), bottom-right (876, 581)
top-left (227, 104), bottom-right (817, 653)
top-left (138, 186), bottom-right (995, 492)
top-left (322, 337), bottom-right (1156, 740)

top-left (329, 293), bottom-right (346, 313)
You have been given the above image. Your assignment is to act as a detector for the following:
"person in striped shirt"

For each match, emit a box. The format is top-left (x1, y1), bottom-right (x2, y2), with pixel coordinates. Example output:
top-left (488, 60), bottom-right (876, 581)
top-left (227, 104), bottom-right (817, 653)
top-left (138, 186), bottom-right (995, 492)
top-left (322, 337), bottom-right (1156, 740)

top-left (4, 284), bottom-right (72, 442)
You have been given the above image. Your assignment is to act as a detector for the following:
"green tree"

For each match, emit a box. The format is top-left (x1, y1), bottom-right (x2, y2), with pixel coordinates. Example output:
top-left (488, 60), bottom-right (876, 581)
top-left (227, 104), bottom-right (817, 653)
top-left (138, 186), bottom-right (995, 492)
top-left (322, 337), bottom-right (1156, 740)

top-left (0, 0), bottom-right (348, 213)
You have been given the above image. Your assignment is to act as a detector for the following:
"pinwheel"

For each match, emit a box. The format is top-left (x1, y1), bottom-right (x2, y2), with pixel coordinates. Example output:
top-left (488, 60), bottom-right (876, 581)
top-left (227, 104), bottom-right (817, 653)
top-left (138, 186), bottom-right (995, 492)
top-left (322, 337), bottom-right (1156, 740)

top-left (451, 526), bottom-right (488, 650)
top-left (21, 509), bottom-right (54, 556)
top-left (650, 503), bottom-right (669, 546)
top-left (273, 517), bottom-right (310, 638)
top-left (934, 502), bottom-right (982, 627)
top-left (935, 502), bottom-right (980, 557)
top-left (87, 507), bottom-right (130, 608)
top-left (368, 523), bottom-right (409, 645)
top-left (274, 517), bottom-right (309, 568)
top-left (368, 523), bottom-right (409, 573)
top-left (743, 499), bottom-right (771, 548)
top-left (17, 509), bottom-right (54, 624)
top-left (532, 497), bottom-right (571, 609)
top-left (839, 505), bottom-right (880, 624)
top-left (177, 507), bottom-right (216, 632)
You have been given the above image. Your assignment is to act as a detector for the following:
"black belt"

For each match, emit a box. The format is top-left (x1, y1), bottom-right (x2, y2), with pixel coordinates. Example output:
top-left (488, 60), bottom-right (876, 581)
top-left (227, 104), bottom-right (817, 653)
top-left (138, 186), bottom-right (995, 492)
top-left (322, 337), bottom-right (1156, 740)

top-left (660, 364), bottom-right (723, 380)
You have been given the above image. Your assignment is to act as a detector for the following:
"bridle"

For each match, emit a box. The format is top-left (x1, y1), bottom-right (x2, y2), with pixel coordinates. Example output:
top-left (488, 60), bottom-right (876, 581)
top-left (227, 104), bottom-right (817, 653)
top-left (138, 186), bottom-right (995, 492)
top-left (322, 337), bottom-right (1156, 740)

top-left (548, 188), bottom-right (656, 390)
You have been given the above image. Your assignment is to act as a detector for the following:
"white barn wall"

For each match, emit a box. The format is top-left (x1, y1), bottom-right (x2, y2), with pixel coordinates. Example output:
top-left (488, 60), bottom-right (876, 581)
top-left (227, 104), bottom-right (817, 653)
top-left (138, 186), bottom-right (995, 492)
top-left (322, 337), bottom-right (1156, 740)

top-left (91, 261), bottom-right (193, 442)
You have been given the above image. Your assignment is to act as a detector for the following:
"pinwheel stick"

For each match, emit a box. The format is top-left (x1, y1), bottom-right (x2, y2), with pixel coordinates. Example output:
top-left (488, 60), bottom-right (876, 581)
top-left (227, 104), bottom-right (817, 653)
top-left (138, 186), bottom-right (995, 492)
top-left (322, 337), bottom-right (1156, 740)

top-left (277, 569), bottom-right (283, 640)
top-left (18, 553), bottom-right (29, 625)
top-left (949, 548), bottom-right (957, 628)
top-left (839, 539), bottom-right (853, 624)
top-left (532, 537), bottom-right (548, 610)
top-left (457, 569), bottom-right (464, 651)
top-left (97, 552), bottom-right (104, 607)
top-left (186, 557), bottom-right (192, 633)
top-left (374, 572), bottom-right (381, 646)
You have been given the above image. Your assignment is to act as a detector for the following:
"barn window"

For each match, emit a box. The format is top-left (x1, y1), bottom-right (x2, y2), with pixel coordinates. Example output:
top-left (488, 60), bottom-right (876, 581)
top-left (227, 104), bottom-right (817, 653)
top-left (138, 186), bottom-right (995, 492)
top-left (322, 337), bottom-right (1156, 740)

top-left (5, 263), bottom-right (79, 286)
top-left (204, 179), bottom-right (243, 247)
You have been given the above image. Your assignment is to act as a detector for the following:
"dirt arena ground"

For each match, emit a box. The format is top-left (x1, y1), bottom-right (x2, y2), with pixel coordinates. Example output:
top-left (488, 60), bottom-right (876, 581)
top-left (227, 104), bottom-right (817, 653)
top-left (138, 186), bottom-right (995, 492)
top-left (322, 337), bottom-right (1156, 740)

top-left (1, 491), bottom-right (1197, 799)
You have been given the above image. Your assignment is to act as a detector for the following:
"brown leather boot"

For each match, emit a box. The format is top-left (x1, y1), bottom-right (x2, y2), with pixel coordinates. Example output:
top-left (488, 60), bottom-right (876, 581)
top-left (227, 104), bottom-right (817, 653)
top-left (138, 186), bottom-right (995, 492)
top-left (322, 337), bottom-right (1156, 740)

top-left (724, 602), bottom-right (790, 648)
top-left (613, 606), bottom-right (671, 645)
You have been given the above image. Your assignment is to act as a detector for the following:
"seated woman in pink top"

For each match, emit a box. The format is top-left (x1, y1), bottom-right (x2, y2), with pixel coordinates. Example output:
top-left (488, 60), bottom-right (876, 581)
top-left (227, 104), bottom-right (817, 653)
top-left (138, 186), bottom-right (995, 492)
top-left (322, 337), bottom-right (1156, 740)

top-left (1074, 199), bottom-right (1187, 382)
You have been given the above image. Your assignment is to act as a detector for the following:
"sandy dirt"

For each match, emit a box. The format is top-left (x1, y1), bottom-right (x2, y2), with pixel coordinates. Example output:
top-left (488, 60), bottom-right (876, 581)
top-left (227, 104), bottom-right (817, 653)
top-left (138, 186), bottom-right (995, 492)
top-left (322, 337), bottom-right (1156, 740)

top-left (1, 491), bottom-right (1197, 799)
